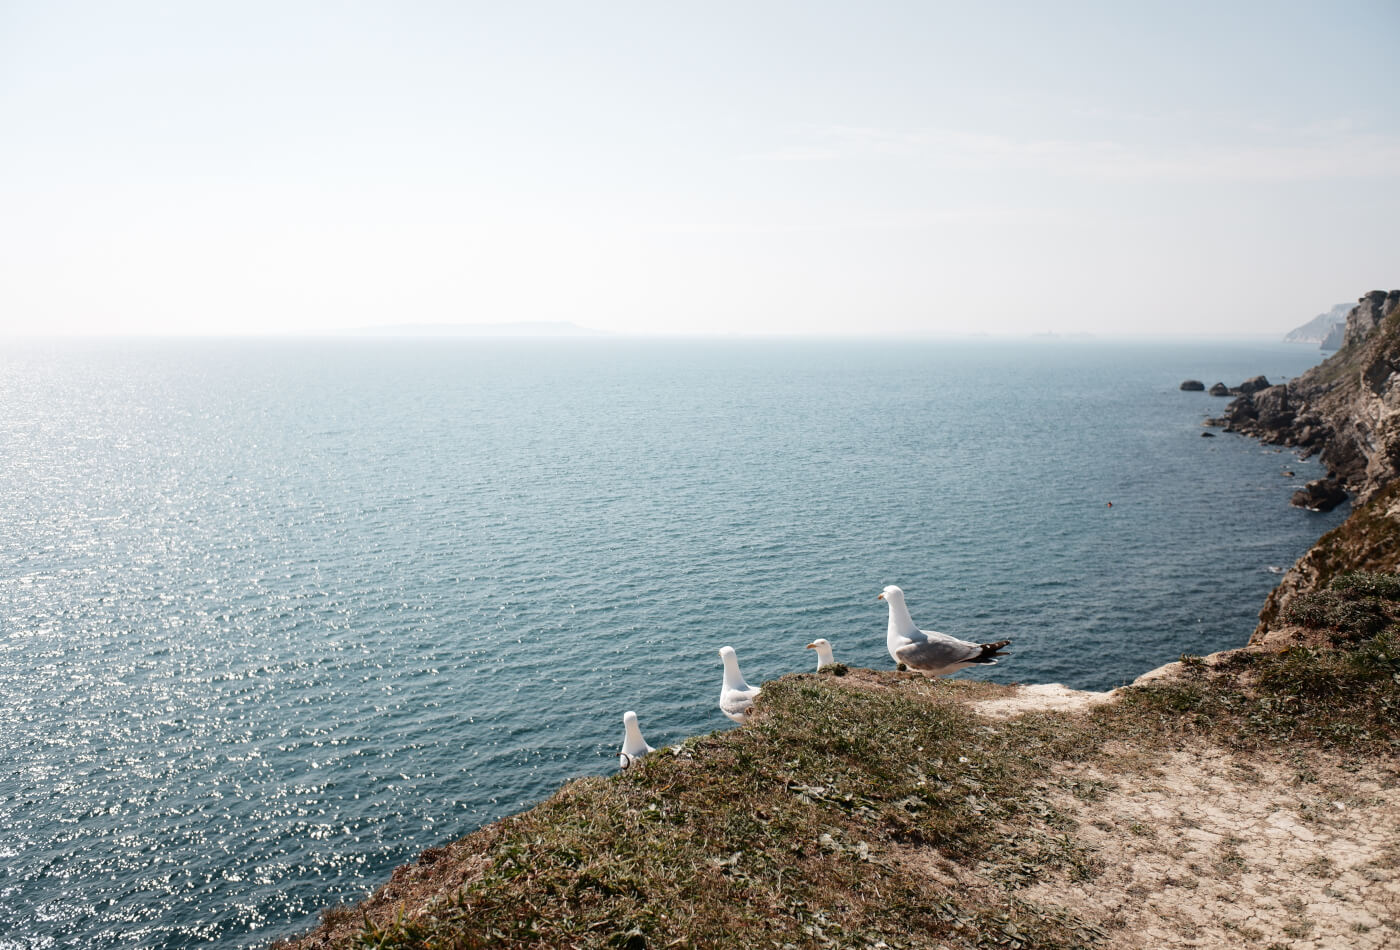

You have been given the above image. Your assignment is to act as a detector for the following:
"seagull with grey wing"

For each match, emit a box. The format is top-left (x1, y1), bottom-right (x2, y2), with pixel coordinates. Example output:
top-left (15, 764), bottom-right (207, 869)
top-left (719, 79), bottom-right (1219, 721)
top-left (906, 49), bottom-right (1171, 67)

top-left (878, 584), bottom-right (1010, 676)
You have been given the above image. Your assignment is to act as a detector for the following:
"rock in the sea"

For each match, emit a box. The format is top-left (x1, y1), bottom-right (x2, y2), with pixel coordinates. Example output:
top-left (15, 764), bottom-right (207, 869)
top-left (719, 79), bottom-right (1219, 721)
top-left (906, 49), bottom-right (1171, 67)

top-left (1204, 417), bottom-right (1226, 427)
top-left (1251, 384), bottom-right (1294, 431)
top-left (1180, 379), bottom-right (1205, 391)
top-left (1291, 477), bottom-right (1348, 512)
top-left (1208, 382), bottom-right (1231, 396)
top-left (1237, 375), bottom-right (1272, 395)
top-left (1201, 431), bottom-right (1216, 437)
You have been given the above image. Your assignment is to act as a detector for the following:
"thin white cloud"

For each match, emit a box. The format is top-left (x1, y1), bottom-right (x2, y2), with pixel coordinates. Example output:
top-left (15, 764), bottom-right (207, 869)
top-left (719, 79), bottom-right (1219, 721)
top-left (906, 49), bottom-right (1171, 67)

top-left (748, 124), bottom-right (1400, 181)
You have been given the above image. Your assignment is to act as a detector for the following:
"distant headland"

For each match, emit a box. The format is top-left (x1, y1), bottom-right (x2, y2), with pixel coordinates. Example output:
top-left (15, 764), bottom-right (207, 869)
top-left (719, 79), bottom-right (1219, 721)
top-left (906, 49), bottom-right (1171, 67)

top-left (337, 321), bottom-right (607, 338)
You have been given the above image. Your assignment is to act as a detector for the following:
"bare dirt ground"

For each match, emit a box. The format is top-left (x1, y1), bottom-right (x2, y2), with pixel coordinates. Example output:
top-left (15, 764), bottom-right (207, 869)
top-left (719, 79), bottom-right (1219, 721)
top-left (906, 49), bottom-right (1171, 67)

top-left (968, 682), bottom-right (1400, 950)
top-left (971, 682), bottom-right (1116, 719)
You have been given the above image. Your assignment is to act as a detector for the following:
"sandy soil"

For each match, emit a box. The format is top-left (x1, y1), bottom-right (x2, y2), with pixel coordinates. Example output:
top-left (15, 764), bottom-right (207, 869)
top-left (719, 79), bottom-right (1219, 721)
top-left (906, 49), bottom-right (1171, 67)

top-left (1020, 745), bottom-right (1400, 949)
top-left (970, 682), bottom-right (1116, 719)
top-left (961, 679), bottom-right (1400, 950)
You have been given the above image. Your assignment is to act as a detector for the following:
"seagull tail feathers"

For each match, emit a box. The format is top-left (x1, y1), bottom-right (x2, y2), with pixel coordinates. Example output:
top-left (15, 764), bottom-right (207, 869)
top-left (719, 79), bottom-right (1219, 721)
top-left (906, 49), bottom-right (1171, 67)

top-left (973, 639), bottom-right (1012, 663)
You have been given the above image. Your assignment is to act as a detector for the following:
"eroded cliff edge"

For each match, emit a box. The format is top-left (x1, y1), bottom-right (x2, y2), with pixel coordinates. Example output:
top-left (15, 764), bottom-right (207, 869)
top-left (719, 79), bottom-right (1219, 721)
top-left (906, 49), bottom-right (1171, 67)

top-left (1214, 289), bottom-right (1400, 636)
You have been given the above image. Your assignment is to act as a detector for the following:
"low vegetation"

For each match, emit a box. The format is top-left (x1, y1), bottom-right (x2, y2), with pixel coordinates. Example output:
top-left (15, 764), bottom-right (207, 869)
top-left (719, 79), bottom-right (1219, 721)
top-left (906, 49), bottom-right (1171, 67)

top-left (280, 578), bottom-right (1400, 950)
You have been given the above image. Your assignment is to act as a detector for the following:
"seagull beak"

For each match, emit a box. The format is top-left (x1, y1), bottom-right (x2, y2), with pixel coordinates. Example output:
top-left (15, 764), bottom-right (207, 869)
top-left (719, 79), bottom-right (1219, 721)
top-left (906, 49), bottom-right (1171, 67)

top-left (877, 593), bottom-right (885, 601)
top-left (805, 642), bottom-right (815, 649)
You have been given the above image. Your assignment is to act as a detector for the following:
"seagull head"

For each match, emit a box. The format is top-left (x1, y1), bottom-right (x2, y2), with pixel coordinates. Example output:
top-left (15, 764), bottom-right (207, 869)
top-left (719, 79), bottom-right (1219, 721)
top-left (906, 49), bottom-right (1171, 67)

top-left (878, 584), bottom-right (904, 603)
top-left (623, 710), bottom-right (639, 727)
top-left (805, 638), bottom-right (830, 650)
top-left (718, 646), bottom-right (736, 660)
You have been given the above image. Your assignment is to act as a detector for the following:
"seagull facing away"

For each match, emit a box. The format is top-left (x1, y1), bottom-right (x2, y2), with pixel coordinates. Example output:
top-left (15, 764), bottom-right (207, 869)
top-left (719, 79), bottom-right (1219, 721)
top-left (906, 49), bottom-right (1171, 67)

top-left (806, 638), bottom-right (837, 670)
top-left (718, 646), bottom-right (761, 724)
top-left (878, 585), bottom-right (1010, 677)
top-left (618, 710), bottom-right (654, 770)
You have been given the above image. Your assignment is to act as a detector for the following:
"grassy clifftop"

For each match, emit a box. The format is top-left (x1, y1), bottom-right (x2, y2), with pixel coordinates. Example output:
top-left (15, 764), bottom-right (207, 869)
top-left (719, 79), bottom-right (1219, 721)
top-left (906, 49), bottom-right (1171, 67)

top-left (277, 607), bottom-right (1400, 950)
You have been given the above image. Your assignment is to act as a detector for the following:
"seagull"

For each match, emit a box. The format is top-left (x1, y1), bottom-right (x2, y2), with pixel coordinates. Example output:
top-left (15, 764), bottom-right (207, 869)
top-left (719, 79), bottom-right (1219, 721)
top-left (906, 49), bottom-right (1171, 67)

top-left (618, 710), bottom-right (654, 770)
top-left (878, 585), bottom-right (1010, 677)
top-left (718, 646), bottom-right (761, 724)
top-left (806, 638), bottom-right (837, 670)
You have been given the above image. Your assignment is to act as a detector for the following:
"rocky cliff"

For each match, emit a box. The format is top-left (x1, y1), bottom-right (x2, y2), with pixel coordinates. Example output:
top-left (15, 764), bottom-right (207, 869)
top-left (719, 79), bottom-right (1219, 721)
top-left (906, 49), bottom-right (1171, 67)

top-left (1216, 289), bottom-right (1400, 635)
top-left (1221, 290), bottom-right (1400, 505)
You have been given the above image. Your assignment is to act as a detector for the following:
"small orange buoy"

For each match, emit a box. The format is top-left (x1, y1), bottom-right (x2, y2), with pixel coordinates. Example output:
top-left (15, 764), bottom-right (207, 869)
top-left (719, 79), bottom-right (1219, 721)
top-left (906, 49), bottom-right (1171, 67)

top-left (1106, 501), bottom-right (1113, 507)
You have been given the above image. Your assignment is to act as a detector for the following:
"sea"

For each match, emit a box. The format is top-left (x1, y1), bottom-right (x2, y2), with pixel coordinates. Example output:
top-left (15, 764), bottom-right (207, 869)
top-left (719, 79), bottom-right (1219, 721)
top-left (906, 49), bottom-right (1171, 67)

top-left (0, 338), bottom-right (1345, 948)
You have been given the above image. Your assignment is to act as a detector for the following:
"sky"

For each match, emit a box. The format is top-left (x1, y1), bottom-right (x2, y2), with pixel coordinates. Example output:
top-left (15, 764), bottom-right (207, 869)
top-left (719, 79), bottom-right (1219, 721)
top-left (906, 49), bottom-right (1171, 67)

top-left (1, 1), bottom-right (1397, 338)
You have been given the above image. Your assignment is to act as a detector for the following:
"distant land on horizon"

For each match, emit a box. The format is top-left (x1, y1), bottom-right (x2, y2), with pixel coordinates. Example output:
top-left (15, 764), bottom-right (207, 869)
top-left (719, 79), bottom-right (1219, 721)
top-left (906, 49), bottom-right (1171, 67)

top-left (339, 321), bottom-right (607, 338)
top-left (1284, 303), bottom-right (1352, 347)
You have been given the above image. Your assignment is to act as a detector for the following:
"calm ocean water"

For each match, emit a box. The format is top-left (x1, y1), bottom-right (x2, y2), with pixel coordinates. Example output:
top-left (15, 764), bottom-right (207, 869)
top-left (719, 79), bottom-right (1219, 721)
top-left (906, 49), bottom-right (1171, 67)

top-left (0, 338), bottom-right (1343, 948)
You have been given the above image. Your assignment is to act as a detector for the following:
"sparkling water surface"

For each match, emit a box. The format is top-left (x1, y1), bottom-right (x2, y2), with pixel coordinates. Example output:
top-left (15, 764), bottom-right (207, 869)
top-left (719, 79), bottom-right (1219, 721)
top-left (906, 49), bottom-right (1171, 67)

top-left (0, 338), bottom-right (1343, 947)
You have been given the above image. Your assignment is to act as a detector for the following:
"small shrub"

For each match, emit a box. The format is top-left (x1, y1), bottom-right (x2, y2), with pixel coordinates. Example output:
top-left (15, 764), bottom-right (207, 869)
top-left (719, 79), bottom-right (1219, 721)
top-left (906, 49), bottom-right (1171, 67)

top-left (1282, 591), bottom-right (1340, 628)
top-left (1329, 571), bottom-right (1400, 600)
top-left (1281, 590), bottom-right (1387, 639)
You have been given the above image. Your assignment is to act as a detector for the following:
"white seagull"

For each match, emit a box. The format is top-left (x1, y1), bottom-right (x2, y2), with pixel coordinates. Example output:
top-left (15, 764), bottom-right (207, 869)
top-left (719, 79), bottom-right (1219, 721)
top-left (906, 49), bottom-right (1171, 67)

top-left (618, 710), bottom-right (654, 770)
top-left (878, 584), bottom-right (1010, 677)
top-left (806, 638), bottom-right (837, 670)
top-left (718, 646), bottom-right (761, 724)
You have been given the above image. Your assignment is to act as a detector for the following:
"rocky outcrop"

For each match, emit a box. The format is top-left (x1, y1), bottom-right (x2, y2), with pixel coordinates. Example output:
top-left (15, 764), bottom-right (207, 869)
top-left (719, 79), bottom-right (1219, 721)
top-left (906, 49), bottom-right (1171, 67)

top-left (1290, 477), bottom-right (1347, 512)
top-left (1180, 379), bottom-right (1205, 391)
top-left (1344, 290), bottom-right (1400, 349)
top-left (1223, 290), bottom-right (1400, 501)
top-left (1208, 382), bottom-right (1231, 396)
top-left (1222, 289), bottom-right (1400, 636)
top-left (1236, 375), bottom-right (1272, 395)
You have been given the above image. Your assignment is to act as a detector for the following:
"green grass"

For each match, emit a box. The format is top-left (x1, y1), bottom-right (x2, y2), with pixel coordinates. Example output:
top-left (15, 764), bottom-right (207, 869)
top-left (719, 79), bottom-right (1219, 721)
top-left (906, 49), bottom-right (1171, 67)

top-left (1108, 631), bottom-right (1400, 752)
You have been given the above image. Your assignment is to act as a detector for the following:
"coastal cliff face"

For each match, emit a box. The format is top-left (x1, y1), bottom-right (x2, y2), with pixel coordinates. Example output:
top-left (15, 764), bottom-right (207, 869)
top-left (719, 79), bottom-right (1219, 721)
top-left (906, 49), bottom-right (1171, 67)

top-left (1223, 290), bottom-right (1400, 505)
top-left (1218, 289), bottom-right (1400, 636)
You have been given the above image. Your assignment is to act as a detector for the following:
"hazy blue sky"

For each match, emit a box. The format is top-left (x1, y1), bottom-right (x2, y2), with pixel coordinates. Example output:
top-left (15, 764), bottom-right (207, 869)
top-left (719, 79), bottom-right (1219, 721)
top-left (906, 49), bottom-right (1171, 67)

top-left (2, 1), bottom-right (1396, 337)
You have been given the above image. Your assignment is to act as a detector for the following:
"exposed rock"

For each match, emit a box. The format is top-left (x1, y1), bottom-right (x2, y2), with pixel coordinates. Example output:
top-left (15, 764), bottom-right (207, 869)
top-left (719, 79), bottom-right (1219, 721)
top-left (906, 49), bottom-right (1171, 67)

top-left (1236, 374), bottom-right (1271, 395)
top-left (1343, 289), bottom-right (1400, 349)
top-left (1208, 382), bottom-right (1230, 396)
top-left (1203, 417), bottom-right (1225, 427)
top-left (1179, 379), bottom-right (1205, 391)
top-left (1321, 321), bottom-right (1346, 350)
top-left (1291, 477), bottom-right (1348, 512)
top-left (1223, 289), bottom-right (1400, 501)
top-left (1201, 431), bottom-right (1215, 437)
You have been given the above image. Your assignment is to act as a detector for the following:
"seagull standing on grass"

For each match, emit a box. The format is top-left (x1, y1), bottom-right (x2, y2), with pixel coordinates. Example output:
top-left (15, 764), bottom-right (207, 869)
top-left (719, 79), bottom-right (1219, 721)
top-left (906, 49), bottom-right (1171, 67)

top-left (618, 710), bottom-right (654, 770)
top-left (718, 646), bottom-right (761, 724)
top-left (805, 638), bottom-right (837, 670)
top-left (878, 585), bottom-right (1011, 677)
